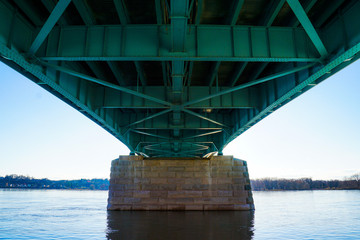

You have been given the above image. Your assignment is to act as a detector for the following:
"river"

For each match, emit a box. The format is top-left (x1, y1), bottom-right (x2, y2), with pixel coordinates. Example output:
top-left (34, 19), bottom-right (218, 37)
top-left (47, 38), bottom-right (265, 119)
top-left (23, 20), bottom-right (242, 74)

top-left (0, 189), bottom-right (359, 239)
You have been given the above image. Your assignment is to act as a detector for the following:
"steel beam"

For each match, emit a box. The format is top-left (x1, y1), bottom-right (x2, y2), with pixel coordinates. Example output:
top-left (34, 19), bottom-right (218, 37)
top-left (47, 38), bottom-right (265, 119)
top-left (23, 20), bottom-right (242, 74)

top-left (287, 0), bottom-right (328, 57)
top-left (28, 0), bottom-right (71, 54)
top-left (259, 0), bottom-right (285, 26)
top-left (73, 0), bottom-right (94, 25)
top-left (207, 0), bottom-right (245, 87)
top-left (100, 86), bottom-right (254, 109)
top-left (130, 129), bottom-right (171, 140)
top-left (182, 130), bottom-right (222, 140)
top-left (227, 0), bottom-right (245, 25)
top-left (114, 0), bottom-right (147, 86)
top-left (12, 0), bottom-right (43, 26)
top-left (208, 61), bottom-right (221, 87)
top-left (40, 61), bottom-right (172, 106)
top-left (107, 62), bottom-right (126, 86)
top-left (182, 63), bottom-right (315, 107)
top-left (290, 0), bottom-right (317, 27)
top-left (155, 0), bottom-right (168, 87)
top-left (114, 0), bottom-right (130, 24)
top-left (125, 109), bottom-right (173, 127)
top-left (230, 0), bottom-right (285, 87)
top-left (229, 62), bottom-right (248, 86)
top-left (37, 25), bottom-right (320, 62)
top-left (182, 109), bottom-right (229, 128)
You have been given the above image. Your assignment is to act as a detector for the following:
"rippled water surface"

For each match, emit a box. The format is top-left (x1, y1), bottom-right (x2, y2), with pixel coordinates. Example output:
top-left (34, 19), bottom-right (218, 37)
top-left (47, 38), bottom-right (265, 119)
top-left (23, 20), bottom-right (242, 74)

top-left (0, 189), bottom-right (359, 239)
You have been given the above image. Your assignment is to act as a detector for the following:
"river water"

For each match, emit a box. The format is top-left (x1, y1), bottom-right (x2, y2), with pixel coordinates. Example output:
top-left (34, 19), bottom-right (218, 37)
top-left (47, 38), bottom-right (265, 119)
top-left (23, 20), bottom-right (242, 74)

top-left (0, 189), bottom-right (359, 239)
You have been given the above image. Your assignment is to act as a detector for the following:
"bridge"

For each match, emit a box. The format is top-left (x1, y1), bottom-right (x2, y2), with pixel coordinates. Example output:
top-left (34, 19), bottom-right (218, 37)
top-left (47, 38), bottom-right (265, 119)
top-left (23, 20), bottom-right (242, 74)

top-left (2, 0), bottom-right (360, 210)
top-left (1, 0), bottom-right (360, 157)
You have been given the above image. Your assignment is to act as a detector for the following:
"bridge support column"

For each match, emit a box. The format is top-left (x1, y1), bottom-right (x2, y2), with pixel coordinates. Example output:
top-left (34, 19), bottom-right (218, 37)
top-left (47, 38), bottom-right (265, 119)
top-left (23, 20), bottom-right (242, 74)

top-left (107, 155), bottom-right (254, 210)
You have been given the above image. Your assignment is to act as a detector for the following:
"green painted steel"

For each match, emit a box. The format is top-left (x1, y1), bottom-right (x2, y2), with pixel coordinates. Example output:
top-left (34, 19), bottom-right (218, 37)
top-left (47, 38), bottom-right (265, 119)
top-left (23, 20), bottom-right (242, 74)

top-left (1, 0), bottom-right (360, 157)
top-left (36, 25), bottom-right (319, 62)
top-left (28, 0), bottom-right (71, 54)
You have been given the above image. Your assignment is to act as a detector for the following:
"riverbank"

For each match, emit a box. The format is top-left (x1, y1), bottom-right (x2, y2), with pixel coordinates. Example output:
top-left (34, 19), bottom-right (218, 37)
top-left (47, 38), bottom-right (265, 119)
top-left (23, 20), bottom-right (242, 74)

top-left (1, 175), bottom-right (359, 191)
top-left (251, 177), bottom-right (360, 191)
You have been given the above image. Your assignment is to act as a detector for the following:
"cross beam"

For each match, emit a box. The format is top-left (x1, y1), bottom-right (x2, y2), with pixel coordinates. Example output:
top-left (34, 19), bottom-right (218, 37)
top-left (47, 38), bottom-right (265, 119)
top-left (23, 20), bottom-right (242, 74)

top-left (28, 0), bottom-right (71, 54)
top-left (37, 25), bottom-right (321, 62)
top-left (287, 0), bottom-right (328, 57)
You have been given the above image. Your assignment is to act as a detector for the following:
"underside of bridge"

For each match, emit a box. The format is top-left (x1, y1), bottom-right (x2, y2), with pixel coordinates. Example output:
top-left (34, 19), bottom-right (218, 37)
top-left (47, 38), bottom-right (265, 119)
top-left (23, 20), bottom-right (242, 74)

top-left (1, 0), bottom-right (360, 157)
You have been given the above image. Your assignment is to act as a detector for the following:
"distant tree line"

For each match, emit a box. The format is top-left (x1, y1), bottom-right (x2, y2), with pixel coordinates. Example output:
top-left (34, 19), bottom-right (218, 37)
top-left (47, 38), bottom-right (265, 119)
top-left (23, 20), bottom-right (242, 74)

top-left (1, 174), bottom-right (360, 191)
top-left (251, 174), bottom-right (360, 191)
top-left (0, 175), bottom-right (109, 190)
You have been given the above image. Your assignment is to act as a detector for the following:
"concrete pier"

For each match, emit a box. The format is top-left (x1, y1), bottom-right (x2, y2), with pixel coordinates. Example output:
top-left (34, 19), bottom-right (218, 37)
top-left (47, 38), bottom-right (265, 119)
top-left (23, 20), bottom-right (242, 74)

top-left (107, 155), bottom-right (254, 211)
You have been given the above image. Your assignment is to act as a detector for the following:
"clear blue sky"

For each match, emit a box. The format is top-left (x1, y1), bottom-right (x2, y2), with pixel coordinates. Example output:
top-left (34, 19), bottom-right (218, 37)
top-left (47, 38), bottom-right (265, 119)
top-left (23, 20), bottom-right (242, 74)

top-left (0, 61), bottom-right (359, 180)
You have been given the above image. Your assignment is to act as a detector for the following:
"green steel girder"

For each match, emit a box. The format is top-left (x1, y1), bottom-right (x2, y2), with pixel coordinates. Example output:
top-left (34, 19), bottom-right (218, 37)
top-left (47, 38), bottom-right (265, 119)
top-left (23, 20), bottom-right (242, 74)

top-left (112, 0), bottom-right (147, 86)
top-left (182, 63), bottom-right (315, 107)
top-left (40, 61), bottom-right (172, 106)
top-left (229, 62), bottom-right (248, 87)
top-left (170, 0), bottom-right (188, 144)
top-left (98, 86), bottom-right (255, 109)
top-left (12, 0), bottom-right (43, 26)
top-left (117, 110), bottom-right (233, 130)
top-left (208, 0), bottom-right (245, 87)
top-left (71, 0), bottom-right (129, 91)
top-left (259, 0), bottom-right (286, 27)
top-left (287, 0), bottom-right (328, 57)
top-left (35, 25), bottom-right (320, 62)
top-left (28, 0), bottom-right (71, 54)
top-left (229, 0), bottom-right (285, 88)
top-left (227, 0), bottom-right (245, 26)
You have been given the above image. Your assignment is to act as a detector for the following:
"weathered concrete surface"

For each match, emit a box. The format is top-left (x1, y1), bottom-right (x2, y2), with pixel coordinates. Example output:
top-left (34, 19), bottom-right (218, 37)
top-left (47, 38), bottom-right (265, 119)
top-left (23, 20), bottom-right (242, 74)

top-left (107, 155), bottom-right (254, 211)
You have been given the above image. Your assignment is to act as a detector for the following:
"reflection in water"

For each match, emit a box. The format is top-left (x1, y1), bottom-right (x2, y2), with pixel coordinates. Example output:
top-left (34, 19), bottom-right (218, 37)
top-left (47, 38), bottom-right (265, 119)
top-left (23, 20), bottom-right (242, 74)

top-left (107, 211), bottom-right (254, 240)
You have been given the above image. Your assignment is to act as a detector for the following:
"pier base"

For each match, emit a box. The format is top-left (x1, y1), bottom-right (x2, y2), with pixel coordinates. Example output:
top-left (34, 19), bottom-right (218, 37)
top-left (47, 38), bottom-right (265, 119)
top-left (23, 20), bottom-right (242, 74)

top-left (107, 155), bottom-right (254, 210)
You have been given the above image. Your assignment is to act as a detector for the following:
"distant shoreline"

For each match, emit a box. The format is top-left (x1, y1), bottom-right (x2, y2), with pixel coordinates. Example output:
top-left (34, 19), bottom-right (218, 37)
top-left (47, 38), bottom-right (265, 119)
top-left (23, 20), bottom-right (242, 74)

top-left (0, 175), bottom-right (109, 190)
top-left (0, 187), bottom-right (107, 191)
top-left (251, 177), bottom-right (360, 191)
top-left (1, 175), bottom-right (359, 191)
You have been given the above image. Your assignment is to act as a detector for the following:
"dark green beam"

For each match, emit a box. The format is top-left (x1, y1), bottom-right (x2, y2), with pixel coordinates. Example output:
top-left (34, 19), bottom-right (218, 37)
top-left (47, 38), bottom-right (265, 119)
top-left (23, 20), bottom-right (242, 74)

top-left (287, 0), bottom-right (328, 57)
top-left (72, 0), bottom-right (125, 87)
top-left (230, 0), bottom-right (285, 87)
top-left (134, 61), bottom-right (147, 86)
top-left (182, 130), bottom-right (222, 140)
top-left (41, 61), bottom-right (172, 106)
top-left (229, 62), bottom-right (247, 87)
top-left (182, 63), bottom-right (316, 107)
top-left (194, 0), bottom-right (203, 25)
top-left (209, 0), bottom-right (245, 86)
top-left (182, 109), bottom-right (229, 128)
top-left (99, 85), bottom-right (255, 109)
top-left (13, 0), bottom-right (43, 26)
top-left (114, 0), bottom-right (130, 24)
top-left (114, 0), bottom-right (147, 86)
top-left (155, 0), bottom-right (168, 87)
top-left (314, 0), bottom-right (345, 28)
top-left (290, 0), bottom-right (317, 27)
top-left (37, 25), bottom-right (320, 62)
top-left (41, 0), bottom-right (68, 26)
top-left (226, 0), bottom-right (245, 25)
top-left (107, 62), bottom-right (126, 86)
top-left (130, 129), bottom-right (171, 140)
top-left (73, 0), bottom-right (94, 25)
top-left (125, 109), bottom-right (173, 128)
top-left (28, 0), bottom-right (71, 54)
top-left (259, 0), bottom-right (285, 26)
